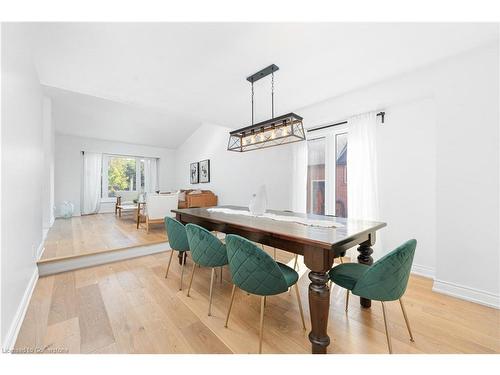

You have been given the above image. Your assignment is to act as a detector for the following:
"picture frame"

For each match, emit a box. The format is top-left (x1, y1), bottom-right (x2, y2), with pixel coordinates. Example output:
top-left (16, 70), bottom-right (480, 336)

top-left (199, 159), bottom-right (210, 183)
top-left (190, 162), bottom-right (199, 184)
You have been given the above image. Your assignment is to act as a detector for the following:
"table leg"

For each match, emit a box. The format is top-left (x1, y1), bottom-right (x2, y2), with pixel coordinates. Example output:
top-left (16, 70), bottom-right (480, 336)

top-left (357, 234), bottom-right (375, 308)
top-left (178, 251), bottom-right (187, 266)
top-left (308, 271), bottom-right (331, 353)
top-left (304, 247), bottom-right (334, 354)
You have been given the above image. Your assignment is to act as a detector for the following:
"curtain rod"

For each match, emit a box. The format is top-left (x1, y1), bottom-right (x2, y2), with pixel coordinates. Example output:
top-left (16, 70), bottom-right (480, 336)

top-left (307, 111), bottom-right (385, 133)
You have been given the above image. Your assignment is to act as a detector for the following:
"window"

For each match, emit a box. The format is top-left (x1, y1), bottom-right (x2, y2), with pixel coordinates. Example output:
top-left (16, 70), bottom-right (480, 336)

top-left (101, 154), bottom-right (158, 199)
top-left (335, 132), bottom-right (348, 217)
top-left (307, 137), bottom-right (326, 215)
top-left (306, 128), bottom-right (348, 217)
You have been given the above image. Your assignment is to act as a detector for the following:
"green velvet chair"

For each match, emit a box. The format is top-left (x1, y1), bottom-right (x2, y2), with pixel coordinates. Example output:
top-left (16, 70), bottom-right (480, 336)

top-left (185, 224), bottom-right (229, 316)
top-left (329, 239), bottom-right (417, 353)
top-left (224, 234), bottom-right (306, 354)
top-left (164, 217), bottom-right (190, 290)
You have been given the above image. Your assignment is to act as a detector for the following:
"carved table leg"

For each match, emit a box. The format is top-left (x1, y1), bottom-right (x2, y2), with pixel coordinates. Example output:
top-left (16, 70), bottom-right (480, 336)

top-left (357, 234), bottom-right (375, 308)
top-left (308, 271), bottom-right (331, 353)
top-left (304, 247), bottom-right (334, 354)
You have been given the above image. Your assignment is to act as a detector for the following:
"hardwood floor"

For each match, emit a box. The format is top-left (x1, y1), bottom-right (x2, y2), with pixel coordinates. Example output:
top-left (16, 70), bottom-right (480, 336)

top-left (16, 247), bottom-right (500, 354)
top-left (39, 213), bottom-right (167, 262)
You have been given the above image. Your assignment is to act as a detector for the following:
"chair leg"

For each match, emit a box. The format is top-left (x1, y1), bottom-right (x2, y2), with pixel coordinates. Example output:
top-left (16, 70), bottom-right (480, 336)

top-left (146, 216), bottom-right (149, 233)
top-left (293, 254), bottom-right (299, 271)
top-left (381, 301), bottom-right (393, 354)
top-left (399, 298), bottom-right (415, 342)
top-left (225, 284), bottom-right (237, 328)
top-left (339, 256), bottom-right (344, 264)
top-left (208, 268), bottom-right (215, 316)
top-left (294, 284), bottom-right (306, 330)
top-left (179, 254), bottom-right (185, 291)
top-left (345, 290), bottom-right (350, 313)
top-left (186, 262), bottom-right (196, 297)
top-left (220, 266), bottom-right (223, 284)
top-left (273, 248), bottom-right (276, 260)
top-left (259, 296), bottom-right (266, 354)
top-left (165, 249), bottom-right (174, 278)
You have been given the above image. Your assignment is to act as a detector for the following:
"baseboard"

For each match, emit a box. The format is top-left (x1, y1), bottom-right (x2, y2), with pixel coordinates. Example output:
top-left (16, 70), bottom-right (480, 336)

top-left (411, 263), bottom-right (435, 279)
top-left (38, 241), bottom-right (171, 276)
top-left (432, 279), bottom-right (500, 309)
top-left (2, 267), bottom-right (39, 352)
top-left (36, 241), bottom-right (45, 261)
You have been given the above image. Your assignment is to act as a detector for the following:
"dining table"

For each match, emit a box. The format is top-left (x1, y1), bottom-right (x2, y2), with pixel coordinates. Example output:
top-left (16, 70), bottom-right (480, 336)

top-left (171, 205), bottom-right (386, 354)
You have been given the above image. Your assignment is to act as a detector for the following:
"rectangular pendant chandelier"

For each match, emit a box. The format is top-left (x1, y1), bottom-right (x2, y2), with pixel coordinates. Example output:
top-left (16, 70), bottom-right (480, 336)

top-left (227, 112), bottom-right (306, 152)
top-left (227, 64), bottom-right (306, 152)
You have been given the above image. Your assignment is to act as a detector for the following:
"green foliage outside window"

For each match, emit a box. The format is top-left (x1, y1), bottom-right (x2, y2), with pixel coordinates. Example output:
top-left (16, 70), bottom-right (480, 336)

top-left (108, 157), bottom-right (136, 197)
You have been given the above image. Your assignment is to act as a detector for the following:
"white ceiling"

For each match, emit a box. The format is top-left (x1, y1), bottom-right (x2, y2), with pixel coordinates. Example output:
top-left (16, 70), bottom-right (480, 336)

top-left (34, 23), bottom-right (498, 148)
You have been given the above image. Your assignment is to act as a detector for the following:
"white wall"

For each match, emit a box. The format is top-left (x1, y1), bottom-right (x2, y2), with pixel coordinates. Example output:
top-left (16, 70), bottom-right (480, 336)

top-left (42, 97), bottom-right (55, 238)
top-left (174, 123), bottom-right (294, 210)
top-left (54, 134), bottom-right (176, 215)
top-left (1, 24), bottom-right (45, 348)
top-left (297, 42), bottom-right (499, 307)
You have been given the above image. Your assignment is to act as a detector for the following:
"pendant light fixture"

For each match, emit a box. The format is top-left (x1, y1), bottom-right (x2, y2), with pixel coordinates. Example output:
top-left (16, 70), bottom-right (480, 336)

top-left (227, 64), bottom-right (306, 152)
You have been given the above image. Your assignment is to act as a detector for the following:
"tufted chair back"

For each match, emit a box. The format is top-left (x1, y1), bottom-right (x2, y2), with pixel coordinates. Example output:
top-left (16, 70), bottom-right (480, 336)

top-left (185, 224), bottom-right (228, 267)
top-left (352, 239), bottom-right (417, 301)
top-left (164, 217), bottom-right (189, 252)
top-left (225, 234), bottom-right (288, 296)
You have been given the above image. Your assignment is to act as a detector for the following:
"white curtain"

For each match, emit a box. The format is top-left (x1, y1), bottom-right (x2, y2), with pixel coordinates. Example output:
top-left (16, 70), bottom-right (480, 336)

top-left (82, 152), bottom-right (102, 215)
top-left (347, 112), bottom-right (380, 256)
top-left (143, 158), bottom-right (159, 193)
top-left (291, 141), bottom-right (307, 213)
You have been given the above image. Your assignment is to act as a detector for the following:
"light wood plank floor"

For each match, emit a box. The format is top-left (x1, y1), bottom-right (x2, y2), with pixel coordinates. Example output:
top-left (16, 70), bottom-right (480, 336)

top-left (39, 213), bottom-right (167, 262)
top-left (17, 248), bottom-right (500, 354)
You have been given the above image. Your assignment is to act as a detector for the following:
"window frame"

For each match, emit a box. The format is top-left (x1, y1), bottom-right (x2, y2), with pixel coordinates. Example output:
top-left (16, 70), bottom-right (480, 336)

top-left (101, 154), bottom-right (158, 202)
top-left (306, 124), bottom-right (348, 216)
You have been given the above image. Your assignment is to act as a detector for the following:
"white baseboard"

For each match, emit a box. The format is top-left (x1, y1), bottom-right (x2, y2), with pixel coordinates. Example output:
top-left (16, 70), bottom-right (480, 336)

top-left (411, 263), bottom-right (435, 279)
top-left (432, 279), bottom-right (500, 309)
top-left (2, 267), bottom-right (39, 352)
top-left (38, 242), bottom-right (171, 276)
top-left (35, 241), bottom-right (45, 261)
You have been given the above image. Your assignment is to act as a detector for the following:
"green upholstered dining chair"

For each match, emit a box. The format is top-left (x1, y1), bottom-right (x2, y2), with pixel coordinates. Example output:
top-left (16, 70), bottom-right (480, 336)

top-left (224, 234), bottom-right (306, 354)
top-left (329, 239), bottom-right (417, 353)
top-left (164, 217), bottom-right (190, 290)
top-left (185, 224), bottom-right (229, 316)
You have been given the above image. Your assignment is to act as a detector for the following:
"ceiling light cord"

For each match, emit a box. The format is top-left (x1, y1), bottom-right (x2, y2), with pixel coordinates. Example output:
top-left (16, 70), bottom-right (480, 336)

top-left (251, 82), bottom-right (254, 125)
top-left (271, 71), bottom-right (274, 118)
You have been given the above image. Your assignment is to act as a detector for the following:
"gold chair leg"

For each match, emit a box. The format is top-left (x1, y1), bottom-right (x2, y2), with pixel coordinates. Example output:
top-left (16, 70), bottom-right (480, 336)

top-left (273, 248), bottom-right (276, 260)
top-left (179, 254), bottom-right (185, 291)
top-left (294, 284), bottom-right (306, 330)
top-left (259, 296), bottom-right (266, 354)
top-left (165, 249), bottom-right (174, 278)
top-left (208, 268), bottom-right (215, 316)
top-left (381, 301), bottom-right (393, 354)
top-left (399, 298), bottom-right (415, 342)
top-left (345, 290), bottom-right (350, 312)
top-left (225, 284), bottom-right (236, 328)
top-left (186, 263), bottom-right (196, 297)
top-left (293, 254), bottom-right (299, 271)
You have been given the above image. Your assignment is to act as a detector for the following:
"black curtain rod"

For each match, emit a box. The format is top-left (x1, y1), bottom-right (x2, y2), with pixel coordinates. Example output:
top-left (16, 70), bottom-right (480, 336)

top-left (307, 111), bottom-right (385, 133)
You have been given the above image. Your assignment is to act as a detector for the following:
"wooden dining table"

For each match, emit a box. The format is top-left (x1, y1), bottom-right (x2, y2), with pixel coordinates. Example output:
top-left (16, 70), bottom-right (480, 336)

top-left (172, 205), bottom-right (386, 354)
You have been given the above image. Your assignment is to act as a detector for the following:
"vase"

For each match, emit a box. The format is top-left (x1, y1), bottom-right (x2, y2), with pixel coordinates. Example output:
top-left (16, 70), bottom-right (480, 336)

top-left (249, 185), bottom-right (267, 216)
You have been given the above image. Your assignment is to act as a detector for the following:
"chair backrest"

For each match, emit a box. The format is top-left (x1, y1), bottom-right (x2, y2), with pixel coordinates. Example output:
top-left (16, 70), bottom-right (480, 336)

top-left (352, 239), bottom-right (417, 301)
top-left (146, 193), bottom-right (179, 220)
top-left (225, 234), bottom-right (288, 296)
top-left (185, 224), bottom-right (228, 267)
top-left (164, 217), bottom-right (189, 252)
